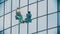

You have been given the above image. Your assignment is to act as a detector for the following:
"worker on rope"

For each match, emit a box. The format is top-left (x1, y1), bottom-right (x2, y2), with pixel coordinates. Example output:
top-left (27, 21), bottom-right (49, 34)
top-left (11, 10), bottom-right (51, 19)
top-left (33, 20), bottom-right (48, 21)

top-left (15, 8), bottom-right (23, 23)
top-left (25, 11), bottom-right (32, 23)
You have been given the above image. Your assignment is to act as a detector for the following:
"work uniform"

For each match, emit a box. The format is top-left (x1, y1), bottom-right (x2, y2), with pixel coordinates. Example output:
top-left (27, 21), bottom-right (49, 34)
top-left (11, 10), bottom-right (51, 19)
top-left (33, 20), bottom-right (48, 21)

top-left (25, 12), bottom-right (32, 23)
top-left (15, 9), bottom-right (23, 22)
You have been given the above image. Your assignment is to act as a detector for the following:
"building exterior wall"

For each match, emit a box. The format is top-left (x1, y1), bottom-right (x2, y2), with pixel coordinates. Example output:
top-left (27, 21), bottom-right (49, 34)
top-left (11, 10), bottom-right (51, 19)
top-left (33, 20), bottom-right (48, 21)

top-left (0, 0), bottom-right (59, 34)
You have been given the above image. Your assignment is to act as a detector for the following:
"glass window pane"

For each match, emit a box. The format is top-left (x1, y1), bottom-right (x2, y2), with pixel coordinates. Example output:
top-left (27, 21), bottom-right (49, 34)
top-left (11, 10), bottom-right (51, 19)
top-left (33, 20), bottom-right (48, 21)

top-left (38, 16), bottom-right (46, 31)
top-left (48, 28), bottom-right (57, 34)
top-left (0, 3), bottom-right (4, 16)
top-left (48, 13), bottom-right (57, 28)
top-left (5, 0), bottom-right (11, 14)
top-left (38, 31), bottom-right (46, 34)
top-left (12, 0), bottom-right (19, 10)
top-left (29, 19), bottom-right (36, 34)
top-left (20, 0), bottom-right (27, 7)
top-left (5, 29), bottom-right (10, 34)
top-left (12, 25), bottom-right (18, 34)
top-left (48, 0), bottom-right (57, 13)
top-left (12, 11), bottom-right (19, 26)
top-left (38, 0), bottom-right (47, 16)
top-left (20, 7), bottom-right (27, 20)
top-left (20, 23), bottom-right (27, 34)
top-left (29, 0), bottom-right (36, 4)
top-left (5, 13), bottom-right (11, 29)
top-left (0, 17), bottom-right (3, 31)
top-left (0, 0), bottom-right (4, 3)
top-left (29, 3), bottom-right (36, 19)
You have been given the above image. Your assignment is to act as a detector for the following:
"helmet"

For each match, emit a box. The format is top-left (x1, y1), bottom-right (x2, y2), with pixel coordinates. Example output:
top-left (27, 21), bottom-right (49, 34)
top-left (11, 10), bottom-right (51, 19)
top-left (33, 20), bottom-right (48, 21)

top-left (16, 8), bottom-right (20, 12)
top-left (28, 11), bottom-right (30, 13)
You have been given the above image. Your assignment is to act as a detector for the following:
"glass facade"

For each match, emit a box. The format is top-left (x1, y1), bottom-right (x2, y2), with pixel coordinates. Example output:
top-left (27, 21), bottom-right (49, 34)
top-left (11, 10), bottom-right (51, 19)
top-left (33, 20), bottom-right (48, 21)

top-left (0, 0), bottom-right (60, 34)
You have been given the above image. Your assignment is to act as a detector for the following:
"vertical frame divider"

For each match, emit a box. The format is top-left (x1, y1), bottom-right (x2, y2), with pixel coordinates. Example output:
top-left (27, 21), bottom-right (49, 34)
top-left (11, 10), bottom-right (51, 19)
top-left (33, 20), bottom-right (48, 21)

top-left (46, 0), bottom-right (48, 34)
top-left (10, 0), bottom-right (12, 34)
top-left (3, 0), bottom-right (5, 34)
top-left (57, 0), bottom-right (59, 34)
top-left (36, 0), bottom-right (38, 34)
top-left (18, 0), bottom-right (20, 34)
top-left (27, 0), bottom-right (29, 34)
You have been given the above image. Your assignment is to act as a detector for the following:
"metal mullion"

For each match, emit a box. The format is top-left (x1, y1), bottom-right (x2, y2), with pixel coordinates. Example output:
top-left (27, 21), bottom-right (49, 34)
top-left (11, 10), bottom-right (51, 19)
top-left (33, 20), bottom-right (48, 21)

top-left (57, 0), bottom-right (59, 34)
top-left (3, 0), bottom-right (5, 34)
top-left (36, 0), bottom-right (38, 34)
top-left (10, 0), bottom-right (12, 34)
top-left (27, 0), bottom-right (29, 34)
top-left (18, 0), bottom-right (20, 34)
top-left (46, 0), bottom-right (48, 34)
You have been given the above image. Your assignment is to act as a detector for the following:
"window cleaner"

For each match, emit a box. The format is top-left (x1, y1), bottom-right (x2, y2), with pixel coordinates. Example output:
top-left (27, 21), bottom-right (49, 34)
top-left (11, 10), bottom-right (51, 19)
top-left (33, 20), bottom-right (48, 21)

top-left (25, 11), bottom-right (32, 23)
top-left (15, 8), bottom-right (23, 23)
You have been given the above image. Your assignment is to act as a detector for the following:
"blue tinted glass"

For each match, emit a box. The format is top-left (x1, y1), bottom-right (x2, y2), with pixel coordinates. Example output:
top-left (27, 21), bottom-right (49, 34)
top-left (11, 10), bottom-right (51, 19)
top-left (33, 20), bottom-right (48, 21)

top-left (48, 0), bottom-right (57, 13)
top-left (20, 0), bottom-right (27, 7)
top-left (5, 0), bottom-right (11, 14)
top-left (29, 0), bottom-right (36, 4)
top-left (38, 31), bottom-right (46, 34)
top-left (29, 3), bottom-right (36, 19)
top-left (12, 26), bottom-right (18, 34)
top-left (0, 3), bottom-right (4, 16)
top-left (20, 23), bottom-right (27, 34)
top-left (0, 17), bottom-right (3, 31)
top-left (12, 11), bottom-right (19, 26)
top-left (48, 28), bottom-right (57, 34)
top-left (29, 19), bottom-right (36, 34)
top-left (38, 0), bottom-right (46, 16)
top-left (5, 29), bottom-right (10, 34)
top-left (38, 16), bottom-right (46, 31)
top-left (5, 13), bottom-right (11, 29)
top-left (12, 0), bottom-right (19, 10)
top-left (48, 13), bottom-right (57, 28)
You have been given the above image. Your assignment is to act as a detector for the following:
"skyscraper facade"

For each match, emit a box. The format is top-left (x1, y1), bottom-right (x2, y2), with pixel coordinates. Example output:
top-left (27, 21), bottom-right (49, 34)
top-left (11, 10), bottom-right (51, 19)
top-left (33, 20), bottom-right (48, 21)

top-left (0, 0), bottom-right (60, 34)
